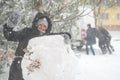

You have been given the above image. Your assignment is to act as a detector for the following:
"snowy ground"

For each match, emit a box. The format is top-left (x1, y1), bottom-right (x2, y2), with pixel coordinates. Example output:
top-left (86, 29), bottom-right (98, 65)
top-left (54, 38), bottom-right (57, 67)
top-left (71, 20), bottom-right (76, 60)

top-left (75, 31), bottom-right (120, 80)
top-left (0, 31), bottom-right (120, 80)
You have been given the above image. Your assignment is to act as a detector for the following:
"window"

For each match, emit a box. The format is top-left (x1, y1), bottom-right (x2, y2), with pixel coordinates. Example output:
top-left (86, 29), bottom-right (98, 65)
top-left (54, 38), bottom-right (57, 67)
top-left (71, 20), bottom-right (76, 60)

top-left (116, 0), bottom-right (120, 6)
top-left (116, 13), bottom-right (120, 20)
top-left (102, 0), bottom-right (110, 6)
top-left (101, 13), bottom-right (109, 20)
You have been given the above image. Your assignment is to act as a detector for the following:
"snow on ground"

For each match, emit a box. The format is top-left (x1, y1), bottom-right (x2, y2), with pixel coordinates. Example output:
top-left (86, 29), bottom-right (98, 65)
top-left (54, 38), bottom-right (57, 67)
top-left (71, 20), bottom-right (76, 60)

top-left (75, 31), bottom-right (120, 80)
top-left (0, 31), bottom-right (120, 80)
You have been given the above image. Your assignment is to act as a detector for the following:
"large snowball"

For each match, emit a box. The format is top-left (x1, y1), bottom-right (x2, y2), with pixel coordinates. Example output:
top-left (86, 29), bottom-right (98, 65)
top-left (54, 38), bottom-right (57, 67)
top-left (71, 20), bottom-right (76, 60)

top-left (21, 35), bottom-right (80, 80)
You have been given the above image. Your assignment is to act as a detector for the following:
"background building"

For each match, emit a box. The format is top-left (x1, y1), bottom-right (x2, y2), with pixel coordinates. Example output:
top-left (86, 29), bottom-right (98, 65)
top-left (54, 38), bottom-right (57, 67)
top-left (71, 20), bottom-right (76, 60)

top-left (96, 0), bottom-right (120, 30)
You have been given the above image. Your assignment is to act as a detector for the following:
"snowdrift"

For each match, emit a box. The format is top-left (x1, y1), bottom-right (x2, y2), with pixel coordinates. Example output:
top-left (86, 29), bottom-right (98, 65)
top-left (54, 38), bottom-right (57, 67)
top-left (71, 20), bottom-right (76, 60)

top-left (21, 35), bottom-right (80, 80)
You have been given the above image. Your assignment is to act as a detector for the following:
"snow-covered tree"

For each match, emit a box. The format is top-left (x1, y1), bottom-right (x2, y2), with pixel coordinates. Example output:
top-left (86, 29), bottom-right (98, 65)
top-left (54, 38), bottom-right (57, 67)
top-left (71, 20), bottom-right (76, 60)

top-left (0, 0), bottom-right (118, 49)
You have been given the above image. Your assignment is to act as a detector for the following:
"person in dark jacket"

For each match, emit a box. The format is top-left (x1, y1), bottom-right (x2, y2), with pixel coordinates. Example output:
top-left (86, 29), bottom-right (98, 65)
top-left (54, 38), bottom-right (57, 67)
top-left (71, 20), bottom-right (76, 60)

top-left (3, 12), bottom-right (52, 80)
top-left (85, 24), bottom-right (96, 55)
top-left (97, 26), bottom-right (114, 54)
top-left (95, 28), bottom-right (107, 54)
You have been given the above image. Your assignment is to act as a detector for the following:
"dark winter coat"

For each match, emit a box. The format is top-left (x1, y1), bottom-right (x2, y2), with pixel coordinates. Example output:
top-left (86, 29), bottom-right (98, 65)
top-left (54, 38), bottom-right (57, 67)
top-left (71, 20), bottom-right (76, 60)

top-left (3, 12), bottom-right (52, 57)
top-left (95, 29), bottom-right (106, 47)
top-left (98, 27), bottom-right (111, 41)
top-left (97, 27), bottom-right (112, 45)
top-left (86, 27), bottom-right (96, 45)
top-left (3, 12), bottom-right (52, 80)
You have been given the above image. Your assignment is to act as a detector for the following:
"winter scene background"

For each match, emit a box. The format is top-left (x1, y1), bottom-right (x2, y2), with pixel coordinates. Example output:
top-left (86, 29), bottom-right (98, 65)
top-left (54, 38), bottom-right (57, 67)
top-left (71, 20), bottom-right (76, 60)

top-left (0, 0), bottom-right (120, 80)
top-left (0, 31), bottom-right (120, 80)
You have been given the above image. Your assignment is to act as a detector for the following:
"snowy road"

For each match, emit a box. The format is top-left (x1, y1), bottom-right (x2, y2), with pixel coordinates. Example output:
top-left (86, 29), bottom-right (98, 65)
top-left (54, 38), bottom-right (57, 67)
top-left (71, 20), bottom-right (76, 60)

top-left (0, 31), bottom-right (120, 80)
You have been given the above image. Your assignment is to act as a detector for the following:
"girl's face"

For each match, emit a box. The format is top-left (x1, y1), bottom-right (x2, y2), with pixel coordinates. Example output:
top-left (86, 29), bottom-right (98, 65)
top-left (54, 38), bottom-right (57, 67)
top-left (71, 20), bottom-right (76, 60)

top-left (37, 24), bottom-right (47, 33)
